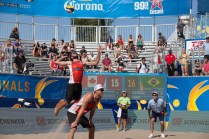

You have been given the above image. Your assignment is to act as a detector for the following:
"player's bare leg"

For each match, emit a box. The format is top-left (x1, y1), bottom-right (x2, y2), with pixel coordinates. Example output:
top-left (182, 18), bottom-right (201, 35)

top-left (54, 99), bottom-right (68, 116)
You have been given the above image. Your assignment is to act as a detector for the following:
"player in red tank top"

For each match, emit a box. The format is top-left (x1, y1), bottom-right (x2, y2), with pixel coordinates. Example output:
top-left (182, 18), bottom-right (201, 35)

top-left (53, 46), bottom-right (102, 116)
top-left (67, 84), bottom-right (104, 139)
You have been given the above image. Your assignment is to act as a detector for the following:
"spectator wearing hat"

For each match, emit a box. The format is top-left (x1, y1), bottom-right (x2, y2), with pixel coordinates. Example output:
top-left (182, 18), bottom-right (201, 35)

top-left (102, 53), bottom-right (112, 72)
top-left (13, 49), bottom-right (26, 74)
top-left (117, 91), bottom-right (131, 132)
top-left (147, 92), bottom-right (167, 138)
top-left (40, 42), bottom-right (48, 58)
top-left (203, 36), bottom-right (209, 61)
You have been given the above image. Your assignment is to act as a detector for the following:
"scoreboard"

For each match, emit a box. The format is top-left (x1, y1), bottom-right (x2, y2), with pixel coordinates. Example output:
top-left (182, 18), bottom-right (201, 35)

top-left (82, 73), bottom-right (167, 100)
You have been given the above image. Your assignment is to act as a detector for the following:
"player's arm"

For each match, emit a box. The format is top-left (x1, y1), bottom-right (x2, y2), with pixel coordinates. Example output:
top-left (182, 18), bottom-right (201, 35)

top-left (55, 56), bottom-right (71, 66)
top-left (85, 46), bottom-right (102, 66)
top-left (71, 93), bottom-right (92, 128)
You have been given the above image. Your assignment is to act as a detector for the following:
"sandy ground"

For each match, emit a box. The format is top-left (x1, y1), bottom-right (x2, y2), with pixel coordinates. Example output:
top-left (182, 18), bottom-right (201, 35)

top-left (1, 129), bottom-right (209, 139)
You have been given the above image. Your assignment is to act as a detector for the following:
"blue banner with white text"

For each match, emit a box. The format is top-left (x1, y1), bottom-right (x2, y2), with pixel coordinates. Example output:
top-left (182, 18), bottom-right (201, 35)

top-left (0, 0), bottom-right (191, 18)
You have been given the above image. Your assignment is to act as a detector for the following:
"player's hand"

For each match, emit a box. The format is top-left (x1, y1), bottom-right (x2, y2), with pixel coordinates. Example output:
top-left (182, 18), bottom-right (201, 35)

top-left (70, 121), bottom-right (78, 129)
top-left (89, 120), bottom-right (94, 127)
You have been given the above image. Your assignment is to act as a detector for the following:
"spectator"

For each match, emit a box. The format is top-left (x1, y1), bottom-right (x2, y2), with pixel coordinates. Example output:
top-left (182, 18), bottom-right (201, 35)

top-left (178, 49), bottom-right (190, 76)
top-left (131, 51), bottom-right (139, 62)
top-left (113, 43), bottom-right (121, 59)
top-left (105, 35), bottom-right (113, 50)
top-left (1, 39), bottom-right (12, 57)
top-left (158, 32), bottom-right (167, 47)
top-left (147, 91), bottom-right (167, 138)
top-left (116, 56), bottom-right (126, 72)
top-left (177, 19), bottom-right (186, 40)
top-left (12, 38), bottom-right (22, 55)
top-left (202, 36), bottom-right (209, 60)
top-left (165, 50), bottom-right (176, 76)
top-left (102, 53), bottom-right (112, 72)
top-left (117, 91), bottom-right (131, 132)
top-left (88, 52), bottom-right (97, 69)
top-left (154, 40), bottom-right (165, 70)
top-left (202, 57), bottom-right (209, 76)
top-left (81, 52), bottom-right (89, 70)
top-left (154, 69), bottom-right (159, 74)
top-left (69, 40), bottom-right (76, 51)
top-left (128, 34), bottom-right (134, 46)
top-left (51, 38), bottom-right (56, 45)
top-left (194, 59), bottom-right (202, 76)
top-left (50, 55), bottom-right (60, 76)
top-left (49, 43), bottom-right (59, 59)
top-left (58, 39), bottom-right (65, 54)
top-left (117, 35), bottom-right (124, 50)
top-left (32, 42), bottom-right (41, 57)
top-left (60, 45), bottom-right (70, 57)
top-left (9, 27), bottom-right (19, 39)
top-left (136, 57), bottom-right (149, 73)
top-left (80, 46), bottom-right (87, 56)
top-left (40, 42), bottom-right (48, 58)
top-left (136, 34), bottom-right (144, 50)
top-left (13, 49), bottom-right (26, 74)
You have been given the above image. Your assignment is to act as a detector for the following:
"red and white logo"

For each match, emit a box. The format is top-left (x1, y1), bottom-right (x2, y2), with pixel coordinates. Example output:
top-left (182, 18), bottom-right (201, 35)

top-left (149, 0), bottom-right (164, 14)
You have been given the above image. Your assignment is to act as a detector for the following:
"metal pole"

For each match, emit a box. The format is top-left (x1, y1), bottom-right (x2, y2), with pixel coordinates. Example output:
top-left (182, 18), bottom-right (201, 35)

top-left (32, 16), bottom-right (35, 41)
top-left (97, 19), bottom-right (100, 45)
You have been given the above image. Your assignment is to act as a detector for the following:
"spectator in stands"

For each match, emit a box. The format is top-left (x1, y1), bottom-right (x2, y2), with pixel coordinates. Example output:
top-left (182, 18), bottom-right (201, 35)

top-left (117, 35), bottom-right (124, 50)
top-left (32, 42), bottom-right (41, 57)
top-left (49, 43), bottom-right (59, 59)
top-left (12, 38), bottom-right (22, 56)
top-left (194, 59), bottom-right (202, 76)
top-left (58, 39), bottom-right (65, 54)
top-left (158, 32), bottom-right (167, 47)
top-left (126, 44), bottom-right (136, 54)
top-left (69, 40), bottom-right (76, 51)
top-left (128, 34), bottom-right (134, 47)
top-left (165, 50), bottom-right (176, 76)
top-left (178, 49), bottom-right (190, 76)
top-left (88, 52), bottom-right (97, 69)
top-left (80, 46), bottom-right (87, 56)
top-left (13, 49), bottom-right (26, 74)
top-left (177, 19), bottom-right (185, 40)
top-left (105, 35), bottom-right (113, 50)
top-left (154, 39), bottom-right (165, 70)
top-left (136, 57), bottom-right (149, 73)
top-left (51, 38), bottom-right (56, 45)
top-left (113, 43), bottom-right (121, 59)
top-left (202, 57), bottom-right (209, 76)
top-left (102, 53), bottom-right (112, 72)
top-left (153, 69), bottom-right (159, 74)
top-left (40, 42), bottom-right (48, 58)
top-left (116, 56), bottom-right (126, 72)
top-left (60, 45), bottom-right (70, 57)
top-left (202, 36), bottom-right (209, 60)
top-left (1, 39), bottom-right (12, 59)
top-left (136, 34), bottom-right (144, 50)
top-left (9, 27), bottom-right (19, 40)
top-left (117, 91), bottom-right (131, 132)
top-left (131, 51), bottom-right (139, 62)
top-left (50, 55), bottom-right (60, 76)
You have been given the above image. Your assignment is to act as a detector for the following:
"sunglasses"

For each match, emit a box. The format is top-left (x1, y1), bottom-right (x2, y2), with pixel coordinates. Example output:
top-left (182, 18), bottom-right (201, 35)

top-left (99, 89), bottom-right (104, 92)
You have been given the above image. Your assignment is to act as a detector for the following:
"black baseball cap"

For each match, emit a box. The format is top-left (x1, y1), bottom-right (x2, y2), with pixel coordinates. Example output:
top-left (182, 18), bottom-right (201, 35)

top-left (152, 91), bottom-right (158, 96)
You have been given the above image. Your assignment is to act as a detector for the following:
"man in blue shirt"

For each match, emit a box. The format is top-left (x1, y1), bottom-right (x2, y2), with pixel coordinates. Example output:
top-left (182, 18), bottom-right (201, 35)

top-left (147, 91), bottom-right (167, 138)
top-left (203, 36), bottom-right (209, 61)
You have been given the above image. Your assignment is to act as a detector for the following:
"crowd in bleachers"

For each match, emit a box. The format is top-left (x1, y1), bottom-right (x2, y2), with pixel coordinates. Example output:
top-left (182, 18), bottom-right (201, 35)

top-left (1, 25), bottom-right (209, 77)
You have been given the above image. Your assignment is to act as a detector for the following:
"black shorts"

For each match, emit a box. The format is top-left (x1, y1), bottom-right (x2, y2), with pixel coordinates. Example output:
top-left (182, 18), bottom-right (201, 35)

top-left (177, 32), bottom-right (184, 38)
top-left (66, 83), bottom-right (82, 103)
top-left (67, 112), bottom-right (94, 128)
top-left (120, 109), bottom-right (128, 119)
top-left (151, 111), bottom-right (164, 122)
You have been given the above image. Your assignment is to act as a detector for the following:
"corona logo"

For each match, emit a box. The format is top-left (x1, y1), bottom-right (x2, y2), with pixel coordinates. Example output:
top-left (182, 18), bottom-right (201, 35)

top-left (64, 0), bottom-right (103, 11)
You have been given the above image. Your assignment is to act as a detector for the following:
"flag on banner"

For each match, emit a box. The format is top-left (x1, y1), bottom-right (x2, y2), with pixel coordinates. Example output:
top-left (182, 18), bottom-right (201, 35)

top-left (82, 75), bottom-right (106, 89)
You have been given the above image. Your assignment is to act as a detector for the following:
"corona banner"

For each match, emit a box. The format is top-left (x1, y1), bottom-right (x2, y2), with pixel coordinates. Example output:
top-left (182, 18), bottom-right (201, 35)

top-left (0, 0), bottom-right (191, 18)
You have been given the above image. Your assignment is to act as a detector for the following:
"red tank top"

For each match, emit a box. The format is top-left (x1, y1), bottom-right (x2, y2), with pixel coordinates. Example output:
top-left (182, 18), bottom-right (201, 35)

top-left (68, 60), bottom-right (84, 84)
top-left (51, 60), bottom-right (57, 68)
top-left (68, 93), bottom-right (99, 115)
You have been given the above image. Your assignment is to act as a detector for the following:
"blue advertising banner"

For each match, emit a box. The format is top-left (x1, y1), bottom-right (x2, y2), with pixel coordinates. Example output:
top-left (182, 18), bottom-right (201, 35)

top-left (167, 77), bottom-right (209, 111)
top-left (0, 0), bottom-right (192, 18)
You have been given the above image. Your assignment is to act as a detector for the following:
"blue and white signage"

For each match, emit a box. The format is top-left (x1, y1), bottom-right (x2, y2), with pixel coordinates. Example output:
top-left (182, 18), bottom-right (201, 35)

top-left (0, 0), bottom-right (191, 18)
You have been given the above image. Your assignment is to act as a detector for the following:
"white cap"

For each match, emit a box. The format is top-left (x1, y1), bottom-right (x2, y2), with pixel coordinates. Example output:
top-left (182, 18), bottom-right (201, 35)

top-left (94, 84), bottom-right (104, 92)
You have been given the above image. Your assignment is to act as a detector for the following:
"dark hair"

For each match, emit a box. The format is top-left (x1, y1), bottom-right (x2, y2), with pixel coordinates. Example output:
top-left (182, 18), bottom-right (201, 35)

top-left (141, 57), bottom-right (146, 61)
